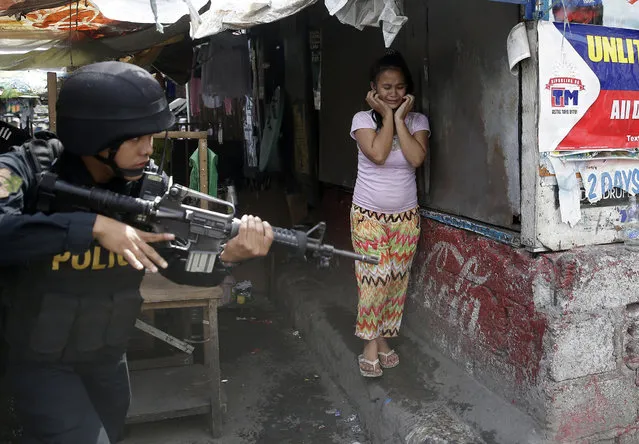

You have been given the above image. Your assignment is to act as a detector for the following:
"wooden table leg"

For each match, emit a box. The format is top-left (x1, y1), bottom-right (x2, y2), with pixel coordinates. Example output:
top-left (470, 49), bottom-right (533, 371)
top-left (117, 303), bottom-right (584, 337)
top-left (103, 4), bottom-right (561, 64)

top-left (204, 300), bottom-right (222, 437)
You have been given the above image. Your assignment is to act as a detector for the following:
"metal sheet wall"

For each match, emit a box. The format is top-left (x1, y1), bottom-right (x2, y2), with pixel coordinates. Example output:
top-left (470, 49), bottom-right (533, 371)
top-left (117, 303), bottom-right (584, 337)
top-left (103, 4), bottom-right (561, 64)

top-left (425, 0), bottom-right (521, 228)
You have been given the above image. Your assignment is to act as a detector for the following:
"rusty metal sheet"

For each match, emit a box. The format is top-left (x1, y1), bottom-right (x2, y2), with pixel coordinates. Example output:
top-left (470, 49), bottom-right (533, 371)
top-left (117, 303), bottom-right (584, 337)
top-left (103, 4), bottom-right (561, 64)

top-left (0, 1), bottom-right (67, 16)
top-left (0, 1), bottom-right (147, 41)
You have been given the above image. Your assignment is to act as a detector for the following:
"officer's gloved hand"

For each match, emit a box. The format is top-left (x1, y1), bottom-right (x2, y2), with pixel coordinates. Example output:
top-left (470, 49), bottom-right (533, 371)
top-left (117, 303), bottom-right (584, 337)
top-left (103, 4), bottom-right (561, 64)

top-left (23, 137), bottom-right (64, 174)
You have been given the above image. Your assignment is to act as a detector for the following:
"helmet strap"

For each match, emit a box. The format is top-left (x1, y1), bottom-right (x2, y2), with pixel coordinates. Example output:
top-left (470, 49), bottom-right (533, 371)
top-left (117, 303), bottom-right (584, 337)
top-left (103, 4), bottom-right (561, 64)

top-left (94, 146), bottom-right (146, 179)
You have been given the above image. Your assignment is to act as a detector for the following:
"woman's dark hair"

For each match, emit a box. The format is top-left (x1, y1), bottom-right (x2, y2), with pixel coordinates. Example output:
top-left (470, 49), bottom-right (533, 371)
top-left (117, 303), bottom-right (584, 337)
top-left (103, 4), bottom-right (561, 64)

top-left (370, 49), bottom-right (414, 130)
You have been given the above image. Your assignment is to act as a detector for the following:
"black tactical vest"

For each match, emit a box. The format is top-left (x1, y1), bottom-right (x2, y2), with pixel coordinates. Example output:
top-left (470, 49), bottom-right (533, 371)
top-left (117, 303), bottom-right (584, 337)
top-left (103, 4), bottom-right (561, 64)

top-left (5, 246), bottom-right (144, 362)
top-left (4, 152), bottom-right (146, 362)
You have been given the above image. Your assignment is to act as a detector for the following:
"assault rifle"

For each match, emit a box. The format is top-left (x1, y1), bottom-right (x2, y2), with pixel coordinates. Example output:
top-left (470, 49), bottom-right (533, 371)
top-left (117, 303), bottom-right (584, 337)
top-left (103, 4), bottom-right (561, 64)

top-left (37, 171), bottom-right (379, 271)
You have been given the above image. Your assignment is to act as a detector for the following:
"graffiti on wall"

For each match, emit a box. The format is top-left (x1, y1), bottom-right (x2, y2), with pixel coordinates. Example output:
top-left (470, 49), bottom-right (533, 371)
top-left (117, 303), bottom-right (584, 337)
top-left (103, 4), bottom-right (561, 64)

top-left (421, 241), bottom-right (489, 338)
top-left (413, 219), bottom-right (550, 385)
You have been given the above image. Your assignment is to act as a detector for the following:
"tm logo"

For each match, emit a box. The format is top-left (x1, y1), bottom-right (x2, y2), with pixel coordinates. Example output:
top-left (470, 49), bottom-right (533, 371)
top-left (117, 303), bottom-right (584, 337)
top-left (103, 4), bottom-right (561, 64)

top-left (546, 77), bottom-right (585, 108)
top-left (551, 88), bottom-right (579, 107)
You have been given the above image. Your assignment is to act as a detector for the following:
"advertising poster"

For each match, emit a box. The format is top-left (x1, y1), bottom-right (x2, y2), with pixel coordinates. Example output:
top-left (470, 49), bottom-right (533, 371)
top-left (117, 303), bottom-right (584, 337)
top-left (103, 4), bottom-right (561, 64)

top-left (539, 21), bottom-right (639, 152)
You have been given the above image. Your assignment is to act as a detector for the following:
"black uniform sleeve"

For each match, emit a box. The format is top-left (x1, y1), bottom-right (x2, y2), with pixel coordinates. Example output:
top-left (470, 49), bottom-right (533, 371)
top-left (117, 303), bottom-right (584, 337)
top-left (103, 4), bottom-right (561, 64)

top-left (0, 155), bottom-right (97, 266)
top-left (157, 248), bottom-right (229, 287)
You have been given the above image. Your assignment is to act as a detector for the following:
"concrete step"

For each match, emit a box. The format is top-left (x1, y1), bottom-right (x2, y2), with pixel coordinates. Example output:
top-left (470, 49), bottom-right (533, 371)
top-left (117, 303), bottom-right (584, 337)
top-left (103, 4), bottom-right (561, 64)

top-left (271, 256), bottom-right (544, 444)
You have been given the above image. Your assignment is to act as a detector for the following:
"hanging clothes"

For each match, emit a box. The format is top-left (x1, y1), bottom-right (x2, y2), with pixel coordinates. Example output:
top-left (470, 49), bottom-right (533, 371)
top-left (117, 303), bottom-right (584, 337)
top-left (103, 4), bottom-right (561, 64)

top-left (200, 32), bottom-right (251, 101)
top-left (259, 86), bottom-right (283, 173)
top-left (224, 97), bottom-right (234, 116)
top-left (189, 147), bottom-right (219, 197)
top-left (202, 94), bottom-right (223, 109)
top-left (165, 80), bottom-right (177, 101)
top-left (243, 95), bottom-right (258, 169)
top-left (188, 76), bottom-right (202, 117)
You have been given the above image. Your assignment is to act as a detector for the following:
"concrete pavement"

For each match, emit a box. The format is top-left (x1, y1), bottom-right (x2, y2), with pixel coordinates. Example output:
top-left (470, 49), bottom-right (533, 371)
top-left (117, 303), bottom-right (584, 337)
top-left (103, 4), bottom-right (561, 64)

top-left (271, 255), bottom-right (544, 444)
top-left (123, 288), bottom-right (368, 444)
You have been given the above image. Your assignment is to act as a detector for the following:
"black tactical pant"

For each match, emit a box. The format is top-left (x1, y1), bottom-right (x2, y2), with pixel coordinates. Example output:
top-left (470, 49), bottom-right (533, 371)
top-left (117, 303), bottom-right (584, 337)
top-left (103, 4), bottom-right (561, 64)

top-left (6, 354), bottom-right (130, 444)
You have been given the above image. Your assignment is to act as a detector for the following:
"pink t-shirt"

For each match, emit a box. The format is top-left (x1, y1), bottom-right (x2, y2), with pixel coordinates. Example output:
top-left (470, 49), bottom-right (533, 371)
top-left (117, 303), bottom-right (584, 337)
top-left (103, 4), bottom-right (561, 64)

top-left (350, 110), bottom-right (430, 214)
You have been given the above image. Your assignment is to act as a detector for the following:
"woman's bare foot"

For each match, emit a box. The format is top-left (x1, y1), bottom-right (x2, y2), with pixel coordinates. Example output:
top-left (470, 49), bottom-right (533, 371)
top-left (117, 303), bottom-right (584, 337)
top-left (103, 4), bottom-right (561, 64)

top-left (363, 339), bottom-right (379, 362)
top-left (376, 337), bottom-right (392, 354)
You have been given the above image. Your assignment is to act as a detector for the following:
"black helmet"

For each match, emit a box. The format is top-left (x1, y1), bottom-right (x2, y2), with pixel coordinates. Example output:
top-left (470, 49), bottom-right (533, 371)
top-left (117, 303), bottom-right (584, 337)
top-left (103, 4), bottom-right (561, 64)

top-left (56, 61), bottom-right (175, 175)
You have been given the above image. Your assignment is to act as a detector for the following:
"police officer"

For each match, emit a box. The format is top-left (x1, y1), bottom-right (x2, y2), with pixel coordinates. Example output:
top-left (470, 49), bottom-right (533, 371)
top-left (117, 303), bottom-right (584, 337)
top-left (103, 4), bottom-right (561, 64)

top-left (0, 61), bottom-right (274, 443)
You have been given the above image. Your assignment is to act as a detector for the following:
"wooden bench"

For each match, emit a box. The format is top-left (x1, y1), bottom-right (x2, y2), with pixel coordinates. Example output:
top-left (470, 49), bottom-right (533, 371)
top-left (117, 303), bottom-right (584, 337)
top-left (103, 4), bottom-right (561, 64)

top-left (126, 272), bottom-right (224, 437)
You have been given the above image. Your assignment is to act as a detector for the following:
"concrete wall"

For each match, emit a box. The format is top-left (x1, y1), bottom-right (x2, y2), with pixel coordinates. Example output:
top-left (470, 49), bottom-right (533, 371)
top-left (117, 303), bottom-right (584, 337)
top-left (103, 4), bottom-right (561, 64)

top-left (405, 216), bottom-right (639, 442)
top-left (406, 218), bottom-right (551, 421)
top-left (540, 246), bottom-right (639, 442)
top-left (401, 12), bottom-right (639, 442)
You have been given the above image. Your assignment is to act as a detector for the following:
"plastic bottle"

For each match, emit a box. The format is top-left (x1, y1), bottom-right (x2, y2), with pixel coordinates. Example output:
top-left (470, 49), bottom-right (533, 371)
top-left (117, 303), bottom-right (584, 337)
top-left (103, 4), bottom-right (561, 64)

top-left (624, 194), bottom-right (639, 251)
top-left (233, 281), bottom-right (252, 305)
top-left (226, 182), bottom-right (237, 215)
top-left (217, 122), bottom-right (223, 145)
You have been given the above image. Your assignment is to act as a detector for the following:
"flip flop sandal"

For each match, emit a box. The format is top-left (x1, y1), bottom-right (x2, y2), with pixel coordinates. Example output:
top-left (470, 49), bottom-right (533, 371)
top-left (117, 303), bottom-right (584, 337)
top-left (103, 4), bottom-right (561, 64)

top-left (378, 350), bottom-right (399, 369)
top-left (358, 354), bottom-right (383, 378)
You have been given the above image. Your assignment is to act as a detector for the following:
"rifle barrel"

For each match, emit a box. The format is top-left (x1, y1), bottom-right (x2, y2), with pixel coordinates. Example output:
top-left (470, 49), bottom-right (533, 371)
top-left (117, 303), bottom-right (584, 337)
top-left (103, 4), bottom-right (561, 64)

top-left (270, 226), bottom-right (379, 265)
top-left (327, 247), bottom-right (379, 265)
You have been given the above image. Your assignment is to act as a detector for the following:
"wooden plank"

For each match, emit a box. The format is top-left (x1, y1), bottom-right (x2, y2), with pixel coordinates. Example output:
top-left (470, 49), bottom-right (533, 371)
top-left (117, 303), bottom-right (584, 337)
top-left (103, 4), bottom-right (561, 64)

top-left (152, 131), bottom-right (207, 139)
top-left (47, 72), bottom-right (57, 133)
top-left (204, 299), bottom-right (223, 438)
top-left (134, 319), bottom-right (194, 354)
top-left (140, 272), bottom-right (222, 304)
top-left (520, 22), bottom-right (542, 251)
top-left (128, 311), bottom-right (156, 352)
top-left (128, 352), bottom-right (194, 371)
top-left (198, 138), bottom-right (208, 209)
top-left (142, 300), bottom-right (209, 311)
top-left (126, 364), bottom-right (211, 424)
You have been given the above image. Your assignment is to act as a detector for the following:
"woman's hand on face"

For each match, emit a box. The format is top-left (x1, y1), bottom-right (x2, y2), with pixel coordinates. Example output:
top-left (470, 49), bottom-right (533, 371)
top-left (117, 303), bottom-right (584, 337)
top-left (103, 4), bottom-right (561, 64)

top-left (395, 94), bottom-right (415, 123)
top-left (366, 90), bottom-right (393, 120)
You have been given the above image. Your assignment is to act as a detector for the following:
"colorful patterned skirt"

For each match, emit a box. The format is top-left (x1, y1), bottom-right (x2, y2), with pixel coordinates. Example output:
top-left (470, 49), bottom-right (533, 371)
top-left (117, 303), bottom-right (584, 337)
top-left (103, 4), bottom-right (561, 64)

top-left (350, 204), bottom-right (421, 340)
